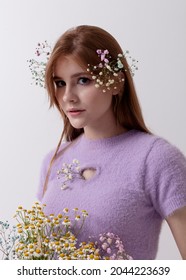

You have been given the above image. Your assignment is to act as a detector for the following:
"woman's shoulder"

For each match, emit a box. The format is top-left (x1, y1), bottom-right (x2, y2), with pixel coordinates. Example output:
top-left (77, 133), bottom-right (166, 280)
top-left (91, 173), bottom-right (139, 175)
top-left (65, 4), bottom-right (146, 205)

top-left (129, 130), bottom-right (186, 169)
top-left (131, 130), bottom-right (185, 155)
top-left (149, 133), bottom-right (185, 160)
top-left (140, 132), bottom-right (186, 173)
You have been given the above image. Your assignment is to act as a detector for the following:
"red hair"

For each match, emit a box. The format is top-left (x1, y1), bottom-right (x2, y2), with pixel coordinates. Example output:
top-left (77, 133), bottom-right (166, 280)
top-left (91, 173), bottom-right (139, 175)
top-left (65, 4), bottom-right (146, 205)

top-left (42, 25), bottom-right (151, 196)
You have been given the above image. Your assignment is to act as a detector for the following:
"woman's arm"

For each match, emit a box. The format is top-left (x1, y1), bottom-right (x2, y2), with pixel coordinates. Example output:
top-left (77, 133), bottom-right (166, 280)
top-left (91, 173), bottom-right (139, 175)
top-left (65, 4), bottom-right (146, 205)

top-left (166, 206), bottom-right (186, 259)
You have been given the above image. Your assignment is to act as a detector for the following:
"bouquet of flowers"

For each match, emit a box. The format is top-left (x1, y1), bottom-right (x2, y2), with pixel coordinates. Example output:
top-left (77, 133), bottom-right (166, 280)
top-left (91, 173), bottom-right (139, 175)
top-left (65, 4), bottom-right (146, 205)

top-left (0, 202), bottom-right (132, 260)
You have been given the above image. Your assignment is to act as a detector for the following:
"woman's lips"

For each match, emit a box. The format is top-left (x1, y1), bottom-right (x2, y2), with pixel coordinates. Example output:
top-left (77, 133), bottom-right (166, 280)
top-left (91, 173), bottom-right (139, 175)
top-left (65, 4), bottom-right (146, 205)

top-left (67, 109), bottom-right (85, 116)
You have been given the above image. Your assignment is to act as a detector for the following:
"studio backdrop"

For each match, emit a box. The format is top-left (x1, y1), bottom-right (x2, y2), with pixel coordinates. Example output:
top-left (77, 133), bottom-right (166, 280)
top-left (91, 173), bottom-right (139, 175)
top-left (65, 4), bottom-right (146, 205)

top-left (0, 0), bottom-right (186, 259)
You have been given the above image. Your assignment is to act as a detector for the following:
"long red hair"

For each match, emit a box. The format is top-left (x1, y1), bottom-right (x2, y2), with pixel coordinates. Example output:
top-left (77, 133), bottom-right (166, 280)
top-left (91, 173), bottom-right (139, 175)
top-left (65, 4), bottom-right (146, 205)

top-left (42, 25), bottom-right (151, 196)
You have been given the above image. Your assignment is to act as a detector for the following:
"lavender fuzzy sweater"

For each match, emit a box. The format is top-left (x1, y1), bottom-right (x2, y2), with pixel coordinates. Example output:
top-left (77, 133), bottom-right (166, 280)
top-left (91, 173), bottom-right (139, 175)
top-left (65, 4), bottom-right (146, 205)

top-left (37, 130), bottom-right (186, 259)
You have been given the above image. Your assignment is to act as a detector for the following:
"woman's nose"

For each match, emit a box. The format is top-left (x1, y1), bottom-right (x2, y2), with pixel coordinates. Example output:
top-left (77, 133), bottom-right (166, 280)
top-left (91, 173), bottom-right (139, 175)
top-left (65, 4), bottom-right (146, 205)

top-left (62, 85), bottom-right (78, 103)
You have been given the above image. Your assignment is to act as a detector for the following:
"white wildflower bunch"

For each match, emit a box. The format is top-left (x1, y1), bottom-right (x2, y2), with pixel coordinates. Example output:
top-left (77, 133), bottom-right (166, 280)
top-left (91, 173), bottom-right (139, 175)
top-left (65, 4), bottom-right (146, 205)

top-left (1, 203), bottom-right (132, 260)
top-left (13, 202), bottom-right (94, 260)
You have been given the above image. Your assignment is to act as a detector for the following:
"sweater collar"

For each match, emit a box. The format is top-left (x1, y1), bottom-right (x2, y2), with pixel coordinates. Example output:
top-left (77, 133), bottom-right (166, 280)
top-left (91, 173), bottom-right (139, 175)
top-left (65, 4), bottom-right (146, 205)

top-left (78, 129), bottom-right (135, 150)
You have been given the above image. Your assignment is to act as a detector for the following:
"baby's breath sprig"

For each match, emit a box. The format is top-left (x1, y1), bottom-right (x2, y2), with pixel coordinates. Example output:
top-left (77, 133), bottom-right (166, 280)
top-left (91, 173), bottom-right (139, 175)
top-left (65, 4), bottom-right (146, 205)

top-left (87, 49), bottom-right (138, 92)
top-left (28, 41), bottom-right (51, 88)
top-left (57, 159), bottom-right (84, 190)
top-left (0, 220), bottom-right (18, 260)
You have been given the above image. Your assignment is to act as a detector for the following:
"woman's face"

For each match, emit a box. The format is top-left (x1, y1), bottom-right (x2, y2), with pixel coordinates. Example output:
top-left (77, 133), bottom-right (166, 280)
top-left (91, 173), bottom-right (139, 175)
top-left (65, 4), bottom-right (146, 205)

top-left (53, 56), bottom-right (118, 138)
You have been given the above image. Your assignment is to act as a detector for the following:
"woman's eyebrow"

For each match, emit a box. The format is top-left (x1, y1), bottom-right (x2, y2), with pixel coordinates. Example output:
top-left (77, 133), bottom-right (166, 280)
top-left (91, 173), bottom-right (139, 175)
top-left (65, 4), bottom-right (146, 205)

top-left (71, 72), bottom-right (90, 78)
top-left (53, 75), bottom-right (61, 80)
top-left (53, 72), bottom-right (90, 80)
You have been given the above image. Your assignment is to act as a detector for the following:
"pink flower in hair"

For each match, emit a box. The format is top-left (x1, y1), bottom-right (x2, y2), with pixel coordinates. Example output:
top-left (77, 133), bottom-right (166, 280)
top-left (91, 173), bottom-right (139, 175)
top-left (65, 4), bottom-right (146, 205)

top-left (97, 49), bottom-right (109, 63)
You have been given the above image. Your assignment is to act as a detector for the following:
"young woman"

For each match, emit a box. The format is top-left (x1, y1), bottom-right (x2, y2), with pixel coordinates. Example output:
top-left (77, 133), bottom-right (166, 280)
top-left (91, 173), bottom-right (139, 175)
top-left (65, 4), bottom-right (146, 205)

top-left (37, 25), bottom-right (186, 259)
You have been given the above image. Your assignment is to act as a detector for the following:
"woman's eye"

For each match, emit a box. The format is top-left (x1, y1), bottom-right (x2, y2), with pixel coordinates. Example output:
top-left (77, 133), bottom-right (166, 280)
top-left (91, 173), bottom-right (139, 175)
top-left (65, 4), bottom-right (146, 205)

top-left (55, 80), bottom-right (66, 88)
top-left (78, 77), bottom-right (91, 85)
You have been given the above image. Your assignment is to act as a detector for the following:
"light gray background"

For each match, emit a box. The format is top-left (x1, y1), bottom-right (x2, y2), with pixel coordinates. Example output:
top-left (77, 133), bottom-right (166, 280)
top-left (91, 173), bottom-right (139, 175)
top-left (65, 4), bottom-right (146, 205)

top-left (0, 0), bottom-right (185, 259)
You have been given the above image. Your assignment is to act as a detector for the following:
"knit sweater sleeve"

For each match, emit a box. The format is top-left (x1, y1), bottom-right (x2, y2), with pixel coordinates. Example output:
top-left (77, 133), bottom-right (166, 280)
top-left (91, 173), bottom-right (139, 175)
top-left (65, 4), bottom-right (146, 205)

top-left (144, 138), bottom-right (186, 218)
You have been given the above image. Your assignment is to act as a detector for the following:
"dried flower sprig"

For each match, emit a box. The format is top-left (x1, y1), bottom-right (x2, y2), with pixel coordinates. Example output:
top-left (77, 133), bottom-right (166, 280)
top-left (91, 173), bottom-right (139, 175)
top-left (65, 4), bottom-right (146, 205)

top-left (28, 41), bottom-right (51, 88)
top-left (0, 221), bottom-right (18, 260)
top-left (57, 159), bottom-right (84, 190)
top-left (97, 232), bottom-right (133, 260)
top-left (87, 49), bottom-right (138, 92)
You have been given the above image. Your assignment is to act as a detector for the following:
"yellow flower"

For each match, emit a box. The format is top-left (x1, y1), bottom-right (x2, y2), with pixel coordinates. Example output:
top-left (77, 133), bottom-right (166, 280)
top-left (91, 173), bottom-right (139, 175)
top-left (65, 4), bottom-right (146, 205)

top-left (89, 254), bottom-right (94, 259)
top-left (34, 248), bottom-right (42, 258)
top-left (63, 208), bottom-right (69, 213)
top-left (59, 253), bottom-right (65, 258)
top-left (18, 245), bottom-right (24, 251)
top-left (62, 219), bottom-right (71, 226)
top-left (57, 214), bottom-right (63, 219)
top-left (75, 215), bottom-right (81, 220)
top-left (29, 224), bottom-right (35, 229)
top-left (81, 210), bottom-right (88, 217)
top-left (24, 252), bottom-right (30, 257)
top-left (56, 247), bottom-right (62, 252)
top-left (49, 214), bottom-right (54, 217)
top-left (36, 248), bottom-right (41, 254)
top-left (16, 223), bottom-right (22, 228)
top-left (70, 236), bottom-right (76, 241)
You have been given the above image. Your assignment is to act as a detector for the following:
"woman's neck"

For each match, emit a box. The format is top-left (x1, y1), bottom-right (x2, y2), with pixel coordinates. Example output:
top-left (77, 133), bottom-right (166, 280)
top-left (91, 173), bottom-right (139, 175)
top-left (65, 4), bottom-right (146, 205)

top-left (83, 123), bottom-right (127, 140)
